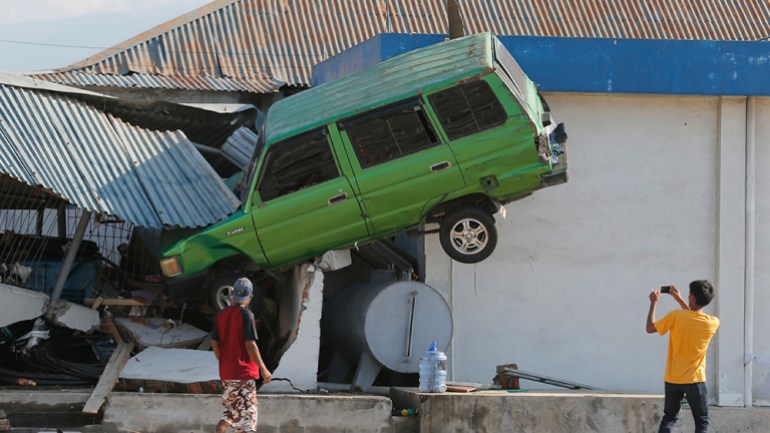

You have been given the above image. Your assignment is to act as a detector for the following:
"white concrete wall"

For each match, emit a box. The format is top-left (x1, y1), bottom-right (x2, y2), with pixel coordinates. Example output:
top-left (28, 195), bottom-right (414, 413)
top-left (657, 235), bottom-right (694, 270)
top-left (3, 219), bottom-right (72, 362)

top-left (752, 97), bottom-right (770, 405)
top-left (426, 93), bottom-right (770, 405)
top-left (262, 266), bottom-right (324, 392)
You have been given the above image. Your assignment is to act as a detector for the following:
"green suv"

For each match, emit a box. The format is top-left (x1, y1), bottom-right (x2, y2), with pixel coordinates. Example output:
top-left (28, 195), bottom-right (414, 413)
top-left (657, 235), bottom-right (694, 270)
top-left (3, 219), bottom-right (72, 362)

top-left (160, 33), bottom-right (567, 281)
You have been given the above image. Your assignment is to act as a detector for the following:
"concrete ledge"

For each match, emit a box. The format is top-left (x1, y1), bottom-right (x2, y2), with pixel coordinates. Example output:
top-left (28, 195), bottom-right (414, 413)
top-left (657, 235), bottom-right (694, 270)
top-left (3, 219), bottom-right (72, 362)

top-left (0, 389), bottom-right (91, 408)
top-left (394, 388), bottom-right (770, 433)
top-left (6, 389), bottom-right (770, 433)
top-left (101, 392), bottom-right (393, 433)
top-left (0, 389), bottom-right (97, 429)
top-left (416, 390), bottom-right (661, 433)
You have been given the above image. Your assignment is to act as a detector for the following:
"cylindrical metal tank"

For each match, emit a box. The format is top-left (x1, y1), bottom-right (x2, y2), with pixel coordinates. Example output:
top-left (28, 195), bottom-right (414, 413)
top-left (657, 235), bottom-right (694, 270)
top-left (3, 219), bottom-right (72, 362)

top-left (323, 280), bottom-right (452, 373)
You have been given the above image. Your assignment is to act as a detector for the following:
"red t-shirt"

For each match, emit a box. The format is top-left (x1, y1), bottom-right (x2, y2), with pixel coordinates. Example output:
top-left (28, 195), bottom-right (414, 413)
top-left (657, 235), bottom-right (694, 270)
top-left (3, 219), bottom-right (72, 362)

top-left (211, 305), bottom-right (260, 380)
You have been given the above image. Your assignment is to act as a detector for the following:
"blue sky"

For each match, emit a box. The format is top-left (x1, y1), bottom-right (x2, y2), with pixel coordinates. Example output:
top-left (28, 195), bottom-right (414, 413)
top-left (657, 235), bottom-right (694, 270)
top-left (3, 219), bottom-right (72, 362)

top-left (0, 0), bottom-right (210, 73)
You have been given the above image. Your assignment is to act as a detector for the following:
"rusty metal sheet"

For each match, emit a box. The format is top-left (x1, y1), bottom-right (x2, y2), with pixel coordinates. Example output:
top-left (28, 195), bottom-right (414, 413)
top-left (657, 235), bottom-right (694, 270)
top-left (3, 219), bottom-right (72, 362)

top-left (31, 0), bottom-right (770, 93)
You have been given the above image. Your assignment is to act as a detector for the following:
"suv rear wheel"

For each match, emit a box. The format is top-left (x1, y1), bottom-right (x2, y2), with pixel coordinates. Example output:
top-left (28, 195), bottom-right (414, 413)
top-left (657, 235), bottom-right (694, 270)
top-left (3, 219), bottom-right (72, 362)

top-left (439, 207), bottom-right (497, 263)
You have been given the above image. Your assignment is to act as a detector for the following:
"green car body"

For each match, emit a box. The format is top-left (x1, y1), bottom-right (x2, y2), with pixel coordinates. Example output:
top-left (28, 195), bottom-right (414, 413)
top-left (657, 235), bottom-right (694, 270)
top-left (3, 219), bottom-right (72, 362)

top-left (161, 33), bottom-right (567, 279)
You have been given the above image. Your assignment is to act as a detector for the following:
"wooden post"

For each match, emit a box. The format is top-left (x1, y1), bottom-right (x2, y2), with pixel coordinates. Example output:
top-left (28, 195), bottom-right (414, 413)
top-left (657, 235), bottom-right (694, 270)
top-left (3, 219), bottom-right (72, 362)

top-left (50, 210), bottom-right (91, 305)
top-left (82, 342), bottom-right (134, 414)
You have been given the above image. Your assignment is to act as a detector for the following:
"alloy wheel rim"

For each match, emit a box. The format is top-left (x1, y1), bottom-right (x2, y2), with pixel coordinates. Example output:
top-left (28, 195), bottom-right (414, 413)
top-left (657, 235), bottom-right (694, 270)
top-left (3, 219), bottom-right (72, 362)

top-left (216, 285), bottom-right (233, 309)
top-left (449, 218), bottom-right (488, 254)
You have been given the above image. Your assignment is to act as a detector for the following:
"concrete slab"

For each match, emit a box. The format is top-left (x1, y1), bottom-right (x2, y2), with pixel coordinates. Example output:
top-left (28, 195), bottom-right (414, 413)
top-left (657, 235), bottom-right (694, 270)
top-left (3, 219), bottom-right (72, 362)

top-left (318, 249), bottom-right (352, 271)
top-left (120, 347), bottom-right (218, 383)
top-left (0, 284), bottom-right (48, 327)
top-left (49, 300), bottom-right (100, 332)
top-left (114, 317), bottom-right (207, 349)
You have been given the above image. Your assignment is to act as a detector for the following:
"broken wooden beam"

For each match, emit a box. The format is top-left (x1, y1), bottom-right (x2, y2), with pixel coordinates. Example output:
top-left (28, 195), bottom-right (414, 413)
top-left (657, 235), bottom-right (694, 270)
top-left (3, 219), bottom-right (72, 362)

top-left (90, 296), bottom-right (104, 310)
top-left (85, 297), bottom-right (149, 307)
top-left (82, 342), bottom-right (134, 414)
top-left (104, 315), bottom-right (123, 344)
top-left (197, 334), bottom-right (212, 350)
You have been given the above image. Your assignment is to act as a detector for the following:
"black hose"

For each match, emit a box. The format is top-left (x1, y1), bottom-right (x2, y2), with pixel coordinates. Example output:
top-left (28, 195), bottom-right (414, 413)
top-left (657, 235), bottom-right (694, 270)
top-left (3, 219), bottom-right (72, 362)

top-left (29, 335), bottom-right (113, 381)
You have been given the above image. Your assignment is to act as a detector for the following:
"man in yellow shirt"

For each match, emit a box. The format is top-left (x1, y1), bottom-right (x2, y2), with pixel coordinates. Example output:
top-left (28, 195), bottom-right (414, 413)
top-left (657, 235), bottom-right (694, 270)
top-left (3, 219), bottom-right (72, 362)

top-left (646, 280), bottom-right (720, 433)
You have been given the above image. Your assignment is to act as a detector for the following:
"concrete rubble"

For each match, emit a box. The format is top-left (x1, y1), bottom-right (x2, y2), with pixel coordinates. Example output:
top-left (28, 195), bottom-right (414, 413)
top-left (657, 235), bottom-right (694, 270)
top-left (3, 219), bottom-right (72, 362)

top-left (113, 317), bottom-right (208, 350)
top-left (0, 284), bottom-right (100, 333)
top-left (0, 409), bottom-right (9, 432)
top-left (49, 300), bottom-right (101, 333)
top-left (120, 347), bottom-right (218, 384)
top-left (0, 284), bottom-right (48, 327)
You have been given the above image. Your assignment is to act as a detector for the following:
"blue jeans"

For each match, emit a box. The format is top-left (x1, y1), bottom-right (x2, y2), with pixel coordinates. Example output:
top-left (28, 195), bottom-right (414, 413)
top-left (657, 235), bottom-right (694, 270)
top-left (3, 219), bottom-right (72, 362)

top-left (658, 382), bottom-right (709, 433)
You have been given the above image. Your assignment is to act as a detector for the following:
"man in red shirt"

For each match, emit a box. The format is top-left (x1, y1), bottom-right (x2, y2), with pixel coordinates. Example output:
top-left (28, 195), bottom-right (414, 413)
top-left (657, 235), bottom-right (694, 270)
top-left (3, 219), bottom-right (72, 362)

top-left (211, 277), bottom-right (272, 433)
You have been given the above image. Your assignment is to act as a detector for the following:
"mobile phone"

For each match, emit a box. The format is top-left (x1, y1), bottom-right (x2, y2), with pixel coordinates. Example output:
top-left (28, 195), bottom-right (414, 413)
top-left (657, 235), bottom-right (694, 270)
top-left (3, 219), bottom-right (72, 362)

top-left (661, 285), bottom-right (672, 293)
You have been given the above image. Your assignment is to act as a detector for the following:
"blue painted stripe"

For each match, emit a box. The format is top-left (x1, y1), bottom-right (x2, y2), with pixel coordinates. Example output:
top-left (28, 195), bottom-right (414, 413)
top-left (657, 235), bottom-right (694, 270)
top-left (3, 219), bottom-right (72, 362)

top-left (314, 33), bottom-right (770, 96)
top-left (501, 36), bottom-right (770, 96)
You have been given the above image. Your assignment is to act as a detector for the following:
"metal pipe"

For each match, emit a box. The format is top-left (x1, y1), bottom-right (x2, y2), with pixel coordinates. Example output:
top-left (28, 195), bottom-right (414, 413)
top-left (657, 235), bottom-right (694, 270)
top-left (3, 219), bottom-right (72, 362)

top-left (57, 202), bottom-right (67, 238)
top-left (744, 97), bottom-right (756, 408)
top-left (193, 143), bottom-right (222, 156)
top-left (49, 210), bottom-right (91, 304)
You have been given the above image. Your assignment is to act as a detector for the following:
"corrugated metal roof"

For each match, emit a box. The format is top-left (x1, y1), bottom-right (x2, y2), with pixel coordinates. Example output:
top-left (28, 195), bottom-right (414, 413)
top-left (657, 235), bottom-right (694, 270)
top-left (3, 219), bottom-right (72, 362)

top-left (221, 127), bottom-right (257, 169)
top-left (33, 0), bottom-right (770, 94)
top-left (266, 33), bottom-right (493, 143)
top-left (0, 73), bottom-right (240, 228)
top-left (32, 70), bottom-right (283, 93)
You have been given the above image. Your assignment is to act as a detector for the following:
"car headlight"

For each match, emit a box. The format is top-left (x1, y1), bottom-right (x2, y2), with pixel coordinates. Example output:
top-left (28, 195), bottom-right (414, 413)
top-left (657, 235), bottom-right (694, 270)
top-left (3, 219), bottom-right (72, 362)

top-left (160, 256), bottom-right (183, 277)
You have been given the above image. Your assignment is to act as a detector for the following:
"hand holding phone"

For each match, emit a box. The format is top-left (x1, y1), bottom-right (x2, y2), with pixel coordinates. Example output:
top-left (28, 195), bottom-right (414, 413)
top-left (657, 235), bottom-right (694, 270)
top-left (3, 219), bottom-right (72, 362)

top-left (661, 285), bottom-right (673, 294)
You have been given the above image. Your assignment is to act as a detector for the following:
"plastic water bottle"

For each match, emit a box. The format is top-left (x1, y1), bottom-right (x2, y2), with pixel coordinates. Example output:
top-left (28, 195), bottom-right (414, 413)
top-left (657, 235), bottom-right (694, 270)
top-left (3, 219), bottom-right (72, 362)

top-left (419, 341), bottom-right (447, 393)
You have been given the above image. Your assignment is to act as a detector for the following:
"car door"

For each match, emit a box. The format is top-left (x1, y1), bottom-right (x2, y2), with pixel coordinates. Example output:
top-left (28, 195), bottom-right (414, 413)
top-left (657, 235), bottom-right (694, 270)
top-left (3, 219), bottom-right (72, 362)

top-left (250, 128), bottom-right (368, 268)
top-left (336, 98), bottom-right (466, 234)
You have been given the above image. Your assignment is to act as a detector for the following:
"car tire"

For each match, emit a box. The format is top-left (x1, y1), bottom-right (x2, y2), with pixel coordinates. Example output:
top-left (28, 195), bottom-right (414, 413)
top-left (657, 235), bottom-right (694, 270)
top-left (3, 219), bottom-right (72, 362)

top-left (439, 207), bottom-right (497, 263)
top-left (208, 273), bottom-right (264, 317)
top-left (209, 275), bottom-right (237, 311)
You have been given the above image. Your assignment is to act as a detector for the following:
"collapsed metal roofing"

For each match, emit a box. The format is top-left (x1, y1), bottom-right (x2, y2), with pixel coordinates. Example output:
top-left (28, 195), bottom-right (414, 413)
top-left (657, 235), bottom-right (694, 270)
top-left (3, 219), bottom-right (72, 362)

top-left (32, 0), bottom-right (770, 94)
top-left (0, 73), bottom-right (241, 228)
top-left (221, 126), bottom-right (258, 169)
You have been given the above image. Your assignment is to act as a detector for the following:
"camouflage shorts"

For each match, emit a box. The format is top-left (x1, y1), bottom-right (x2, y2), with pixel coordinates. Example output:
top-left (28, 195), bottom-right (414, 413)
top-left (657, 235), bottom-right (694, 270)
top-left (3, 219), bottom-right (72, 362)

top-left (221, 380), bottom-right (259, 432)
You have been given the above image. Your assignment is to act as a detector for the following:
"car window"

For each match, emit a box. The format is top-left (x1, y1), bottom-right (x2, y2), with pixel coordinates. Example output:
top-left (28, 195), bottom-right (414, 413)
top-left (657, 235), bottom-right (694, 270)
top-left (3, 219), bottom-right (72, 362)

top-left (428, 80), bottom-right (507, 141)
top-left (257, 130), bottom-right (339, 202)
top-left (341, 100), bottom-right (438, 169)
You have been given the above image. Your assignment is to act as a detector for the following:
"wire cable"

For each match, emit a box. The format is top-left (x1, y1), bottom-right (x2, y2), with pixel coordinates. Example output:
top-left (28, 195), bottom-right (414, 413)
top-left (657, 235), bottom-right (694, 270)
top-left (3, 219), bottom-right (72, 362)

top-left (269, 377), bottom-right (312, 393)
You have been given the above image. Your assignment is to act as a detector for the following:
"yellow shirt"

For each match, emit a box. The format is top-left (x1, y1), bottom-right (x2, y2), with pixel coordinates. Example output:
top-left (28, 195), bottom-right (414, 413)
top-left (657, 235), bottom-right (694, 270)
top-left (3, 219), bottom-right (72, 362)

top-left (655, 309), bottom-right (719, 384)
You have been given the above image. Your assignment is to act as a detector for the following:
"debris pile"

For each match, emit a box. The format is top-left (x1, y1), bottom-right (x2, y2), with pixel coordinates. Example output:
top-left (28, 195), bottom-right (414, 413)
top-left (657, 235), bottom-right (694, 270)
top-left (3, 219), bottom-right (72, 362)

top-left (0, 409), bottom-right (9, 432)
top-left (0, 321), bottom-right (113, 386)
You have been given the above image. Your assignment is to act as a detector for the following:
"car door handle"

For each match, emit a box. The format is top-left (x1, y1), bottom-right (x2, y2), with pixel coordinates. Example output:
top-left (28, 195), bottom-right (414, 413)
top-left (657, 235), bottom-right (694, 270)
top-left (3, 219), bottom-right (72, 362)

top-left (328, 192), bottom-right (348, 206)
top-left (430, 161), bottom-right (452, 172)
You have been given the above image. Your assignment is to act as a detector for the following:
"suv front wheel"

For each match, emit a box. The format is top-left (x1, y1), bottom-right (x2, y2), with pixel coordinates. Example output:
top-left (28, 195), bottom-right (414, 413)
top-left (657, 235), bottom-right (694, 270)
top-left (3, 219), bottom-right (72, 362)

top-left (209, 274), bottom-right (238, 311)
top-left (439, 207), bottom-right (497, 263)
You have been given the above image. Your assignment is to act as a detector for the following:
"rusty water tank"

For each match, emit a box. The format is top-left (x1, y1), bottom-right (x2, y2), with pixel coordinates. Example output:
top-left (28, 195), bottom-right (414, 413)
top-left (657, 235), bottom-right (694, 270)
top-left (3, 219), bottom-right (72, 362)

top-left (323, 279), bottom-right (452, 373)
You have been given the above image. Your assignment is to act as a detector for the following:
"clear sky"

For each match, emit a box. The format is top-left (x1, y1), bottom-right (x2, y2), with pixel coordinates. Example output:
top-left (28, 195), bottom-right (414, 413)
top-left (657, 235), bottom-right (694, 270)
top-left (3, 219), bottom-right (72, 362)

top-left (0, 0), bottom-right (211, 73)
